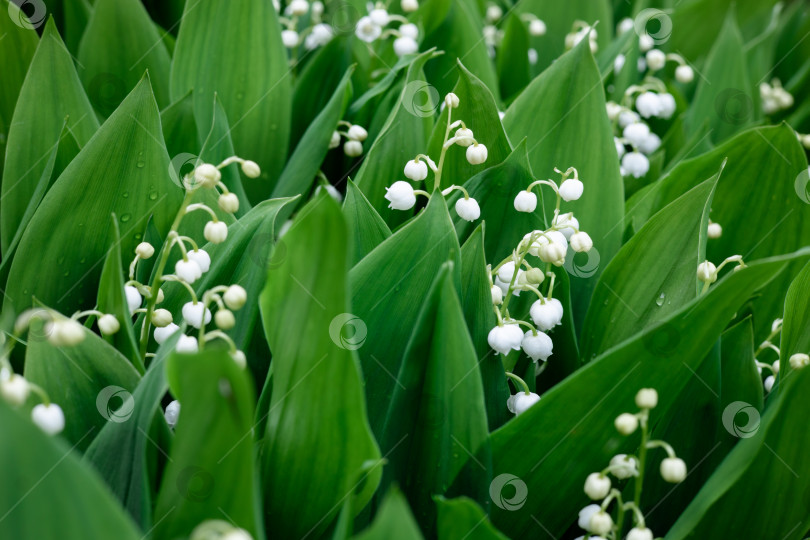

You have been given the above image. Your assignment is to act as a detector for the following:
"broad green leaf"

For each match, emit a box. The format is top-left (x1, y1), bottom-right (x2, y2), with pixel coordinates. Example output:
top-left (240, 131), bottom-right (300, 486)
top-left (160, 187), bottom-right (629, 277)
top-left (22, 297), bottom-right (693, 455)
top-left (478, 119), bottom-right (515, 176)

top-left (170, 0), bottom-right (292, 200)
top-left (580, 175), bottom-right (717, 360)
top-left (684, 13), bottom-right (756, 144)
top-left (354, 489), bottom-right (423, 540)
top-left (355, 50), bottom-right (436, 227)
top-left (426, 61), bottom-right (512, 191)
top-left (1, 19), bottom-right (98, 254)
top-left (349, 194), bottom-right (461, 436)
top-left (5, 75), bottom-right (183, 314)
top-left (721, 317), bottom-right (763, 412)
top-left (779, 261), bottom-right (810, 383)
top-left (63, 0), bottom-right (91, 54)
top-left (160, 91), bottom-right (199, 158)
top-left (153, 349), bottom-right (259, 539)
top-left (78, 0), bottom-right (172, 117)
top-left (421, 0), bottom-right (500, 102)
top-left (481, 249), bottom-right (809, 538)
top-left (0, 401), bottom-right (142, 539)
top-left (625, 124), bottom-right (810, 338)
top-left (24, 318), bottom-right (141, 451)
top-left (343, 179), bottom-right (392, 266)
top-left (84, 331), bottom-right (181, 529)
top-left (97, 217), bottom-right (143, 371)
top-left (459, 225), bottom-right (509, 430)
top-left (504, 38), bottom-right (624, 327)
top-left (378, 263), bottom-right (489, 531)
top-left (273, 68), bottom-right (354, 200)
top-left (435, 496), bottom-right (508, 540)
top-left (260, 193), bottom-right (381, 538)
top-left (497, 14), bottom-right (531, 104)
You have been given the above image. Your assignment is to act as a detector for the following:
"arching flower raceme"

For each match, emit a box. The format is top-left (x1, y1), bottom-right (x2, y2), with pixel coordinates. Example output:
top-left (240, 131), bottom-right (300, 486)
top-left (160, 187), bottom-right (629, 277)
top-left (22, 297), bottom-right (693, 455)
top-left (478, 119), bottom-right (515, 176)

top-left (385, 181), bottom-right (417, 210)
top-left (182, 302), bottom-right (212, 329)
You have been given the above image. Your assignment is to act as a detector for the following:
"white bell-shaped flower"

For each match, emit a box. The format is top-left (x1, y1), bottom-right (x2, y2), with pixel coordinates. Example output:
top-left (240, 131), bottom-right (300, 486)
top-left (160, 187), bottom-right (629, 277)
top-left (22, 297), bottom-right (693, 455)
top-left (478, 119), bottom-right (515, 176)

top-left (510, 392), bottom-right (540, 415)
top-left (125, 285), bottom-right (142, 314)
top-left (347, 125), bottom-right (368, 141)
top-left (48, 319), bottom-right (85, 346)
top-left (578, 504), bottom-right (601, 531)
top-left (570, 231), bottom-right (593, 253)
top-left (615, 136), bottom-right (626, 158)
top-left (790, 353), bottom-right (810, 369)
top-left (530, 298), bottom-right (564, 330)
top-left (223, 285), bottom-right (248, 310)
top-left (487, 324), bottom-right (523, 355)
top-left (622, 152), bottom-right (650, 178)
top-left (98, 314), bottom-right (120, 335)
top-left (194, 164), bottom-right (221, 188)
top-left (697, 261), bottom-right (717, 283)
top-left (764, 375), bottom-right (775, 392)
top-left (455, 197), bottom-right (480, 221)
top-left (645, 49), bottom-right (666, 71)
top-left (288, 0), bottom-right (309, 15)
top-left (559, 178), bottom-right (584, 201)
top-left (151, 309), bottom-right (173, 328)
top-left (521, 330), bottom-right (553, 362)
top-left (627, 527), bottom-right (654, 540)
top-left (589, 511), bottom-right (613, 536)
top-left (186, 249), bottom-right (211, 273)
top-left (175, 259), bottom-right (203, 284)
top-left (135, 242), bottom-right (155, 259)
top-left (218, 193), bottom-right (240, 214)
top-left (0, 374), bottom-right (30, 406)
top-left (385, 181), bottom-right (416, 210)
top-left (281, 29), bottom-right (299, 48)
top-left (529, 19), bottom-right (546, 36)
top-left (584, 473), bottom-right (611, 500)
top-left (660, 457), bottom-right (687, 483)
top-left (204, 221), bottom-right (228, 244)
top-left (393, 36), bottom-right (419, 57)
top-left (154, 323), bottom-right (180, 344)
top-left (707, 222), bottom-right (722, 239)
top-left (514, 190), bottom-right (537, 212)
top-left (401, 0), bottom-right (418, 12)
top-left (618, 109), bottom-right (640, 128)
top-left (369, 7), bottom-right (388, 25)
top-left (539, 241), bottom-right (566, 266)
top-left (610, 454), bottom-right (638, 479)
top-left (490, 284), bottom-right (503, 305)
top-left (638, 133), bottom-right (661, 155)
top-left (176, 334), bottom-right (199, 353)
top-left (635, 388), bottom-right (658, 409)
top-left (552, 214), bottom-right (579, 239)
top-left (623, 122), bottom-right (651, 147)
top-left (355, 16), bottom-right (382, 42)
top-left (658, 93), bottom-right (676, 119)
top-left (675, 65), bottom-right (694, 83)
top-left (614, 413), bottom-right (638, 435)
top-left (182, 301), bottom-right (212, 329)
top-left (454, 128), bottom-right (475, 147)
top-left (404, 159), bottom-right (428, 181)
top-left (329, 131), bottom-right (341, 149)
top-left (399, 23), bottom-right (419, 39)
top-left (31, 403), bottom-right (65, 435)
top-left (305, 23), bottom-right (334, 49)
top-left (466, 143), bottom-right (488, 165)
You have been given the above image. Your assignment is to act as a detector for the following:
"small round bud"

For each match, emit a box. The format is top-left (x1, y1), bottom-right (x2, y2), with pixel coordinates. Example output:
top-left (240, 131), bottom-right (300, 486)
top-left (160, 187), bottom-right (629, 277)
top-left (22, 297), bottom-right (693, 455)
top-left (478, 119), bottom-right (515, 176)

top-left (176, 335), bottom-right (199, 353)
top-left (570, 231), bottom-right (593, 253)
top-left (454, 127), bottom-right (474, 147)
top-left (98, 314), bottom-right (120, 335)
top-left (31, 403), bottom-right (65, 435)
top-left (660, 457), bottom-right (687, 483)
top-left (186, 248), bottom-right (211, 273)
top-left (164, 400), bottom-right (180, 428)
top-left (645, 49), bottom-right (666, 71)
top-left (514, 190), bottom-right (537, 212)
top-left (125, 285), bottom-right (143, 314)
top-left (347, 125), bottom-right (368, 141)
top-left (635, 388), bottom-right (658, 409)
top-left (526, 268), bottom-right (545, 284)
top-left (614, 412), bottom-right (638, 435)
top-left (344, 140), bottom-right (363, 157)
top-left (0, 375), bottom-right (30, 406)
top-left (707, 222), bottom-right (722, 239)
top-left (444, 92), bottom-right (459, 109)
top-left (790, 353), bottom-right (810, 370)
top-left (289, 0), bottom-right (309, 16)
top-left (404, 159), bottom-right (428, 181)
top-left (329, 131), bottom-right (341, 149)
top-left (154, 323), bottom-right (179, 344)
top-left (204, 221), bottom-right (228, 244)
top-left (529, 19), bottom-right (546, 36)
top-left (369, 7), bottom-right (388, 25)
top-left (639, 34), bottom-right (654, 52)
top-left (215, 309), bottom-right (236, 330)
top-left (241, 160), bottom-right (261, 178)
top-left (194, 163), bottom-right (221, 188)
top-left (399, 23), bottom-right (419, 39)
top-left (156, 289), bottom-right (165, 304)
top-left (135, 242), bottom-right (155, 259)
top-left (281, 29), bottom-right (299, 48)
top-left (697, 261), bottom-right (717, 283)
top-left (223, 285), bottom-right (248, 310)
top-left (764, 375), bottom-right (775, 392)
top-left (401, 0), bottom-right (418, 12)
top-left (231, 350), bottom-right (247, 368)
top-left (610, 454), bottom-right (638, 479)
top-left (589, 510), bottom-right (613, 535)
top-left (675, 64), bottom-right (694, 84)
top-left (627, 527), bottom-right (654, 540)
top-left (455, 197), bottom-right (480, 222)
top-left (151, 309), bottom-right (173, 328)
top-left (48, 319), bottom-right (85, 347)
top-left (584, 473), bottom-right (611, 500)
top-left (559, 178), bottom-right (584, 201)
top-left (486, 5), bottom-right (502, 22)
top-left (465, 143), bottom-right (488, 165)
top-left (175, 259), bottom-right (203, 283)
top-left (218, 193), bottom-right (240, 214)
top-left (182, 302), bottom-right (212, 329)
top-left (491, 285), bottom-right (503, 305)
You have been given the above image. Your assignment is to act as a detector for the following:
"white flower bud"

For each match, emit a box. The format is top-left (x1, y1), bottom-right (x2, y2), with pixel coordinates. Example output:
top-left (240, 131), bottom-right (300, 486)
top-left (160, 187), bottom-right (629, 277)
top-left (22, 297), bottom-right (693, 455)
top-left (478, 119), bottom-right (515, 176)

top-left (194, 163), bottom-right (221, 188)
top-left (614, 53), bottom-right (626, 73)
top-left (514, 190), bottom-right (537, 212)
top-left (218, 193), bottom-right (240, 214)
top-left (384, 181), bottom-right (417, 210)
top-left (525, 268), bottom-right (545, 285)
top-left (49, 319), bottom-right (85, 346)
top-left (176, 334), bottom-right (199, 353)
top-left (98, 314), bottom-right (120, 335)
top-left (311, 1), bottom-right (323, 16)
top-left (175, 259), bottom-right (203, 283)
top-left (1, 375), bottom-right (30, 406)
top-left (635, 388), bottom-right (658, 409)
top-left (584, 473), bottom-right (611, 500)
top-left (455, 197), bottom-right (480, 221)
top-left (522, 330), bottom-right (553, 362)
top-left (228, 350), bottom-right (247, 369)
top-left (154, 323), bottom-right (179, 344)
top-left (454, 127), bottom-right (475, 147)
top-left (151, 309), bottom-right (173, 328)
top-left (125, 285), bottom-right (142, 314)
top-left (639, 34), bottom-right (654, 52)
top-left (135, 242), bottom-right (155, 259)
top-left (156, 288), bottom-right (165, 304)
top-left (347, 125), bottom-right (368, 141)
top-left (707, 222), bottom-right (722, 239)
top-left (578, 504), bottom-right (600, 531)
top-left (660, 457), bottom-right (687, 483)
top-left (529, 19), bottom-right (546, 36)
top-left (223, 285), bottom-right (247, 310)
top-left (329, 131), bottom-right (341, 149)
top-left (510, 392), bottom-right (540, 415)
top-left (31, 403), bottom-right (65, 435)
top-left (344, 140), bottom-right (363, 157)
top-left (215, 309), bottom-right (236, 330)
top-left (404, 159), bottom-right (428, 181)
top-left (393, 36), bottom-right (419, 57)
top-left (528, 48), bottom-right (538, 65)
top-left (589, 511), bottom-right (613, 535)
top-left (790, 353), bottom-right (810, 369)
top-left (559, 178), bottom-right (584, 201)
top-left (187, 249), bottom-right (211, 274)
top-left (614, 412), bottom-right (638, 435)
top-left (570, 231), bottom-right (593, 253)
top-left (610, 454), bottom-right (638, 479)
top-left (182, 301), bottom-right (212, 329)
top-left (164, 400), bottom-right (180, 427)
top-left (486, 5), bottom-right (502, 22)
top-left (530, 298), bottom-right (564, 330)
top-left (281, 29), bottom-right (299, 48)
top-left (465, 143), bottom-right (488, 165)
top-left (487, 324), bottom-right (523, 355)
top-left (490, 284), bottom-right (503, 305)
top-left (241, 160), bottom-right (261, 178)
top-left (606, 101), bottom-right (622, 120)
top-left (645, 49), bottom-right (666, 71)
top-left (399, 23), bottom-right (419, 39)
top-left (617, 17), bottom-right (634, 34)
top-left (444, 92), bottom-right (459, 109)
top-left (764, 375), bottom-right (775, 392)
top-left (289, 0), bottom-right (309, 15)
top-left (627, 527), bottom-right (654, 540)
top-left (697, 261), bottom-right (717, 283)
top-left (369, 7), bottom-right (388, 25)
top-left (401, 0), bottom-right (418, 12)
top-left (675, 64), bottom-right (694, 83)
top-left (622, 152), bottom-right (650, 178)
top-left (204, 221), bottom-right (228, 244)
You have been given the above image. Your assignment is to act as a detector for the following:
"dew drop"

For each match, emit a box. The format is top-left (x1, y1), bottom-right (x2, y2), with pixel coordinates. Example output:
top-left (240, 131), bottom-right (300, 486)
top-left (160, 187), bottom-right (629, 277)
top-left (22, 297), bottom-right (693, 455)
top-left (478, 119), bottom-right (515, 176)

top-left (122, 191), bottom-right (129, 198)
top-left (655, 292), bottom-right (665, 307)
top-left (148, 190), bottom-right (158, 200)
top-left (120, 213), bottom-right (132, 223)
top-left (135, 161), bottom-right (145, 168)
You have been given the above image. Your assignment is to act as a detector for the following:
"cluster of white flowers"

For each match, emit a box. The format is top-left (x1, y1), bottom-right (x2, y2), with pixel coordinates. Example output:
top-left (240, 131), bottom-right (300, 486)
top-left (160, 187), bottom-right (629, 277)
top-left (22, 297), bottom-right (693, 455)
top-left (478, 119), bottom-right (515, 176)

top-left (565, 21), bottom-right (598, 53)
top-left (754, 318), bottom-right (810, 393)
top-left (384, 93), bottom-right (487, 221)
top-left (490, 167), bottom-right (593, 415)
top-left (578, 388), bottom-right (686, 539)
top-left (355, 2), bottom-right (420, 57)
top-left (482, 7), bottom-right (545, 62)
top-left (760, 79), bottom-right (794, 115)
top-left (277, 0), bottom-right (334, 51)
top-left (329, 120), bottom-right (368, 158)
